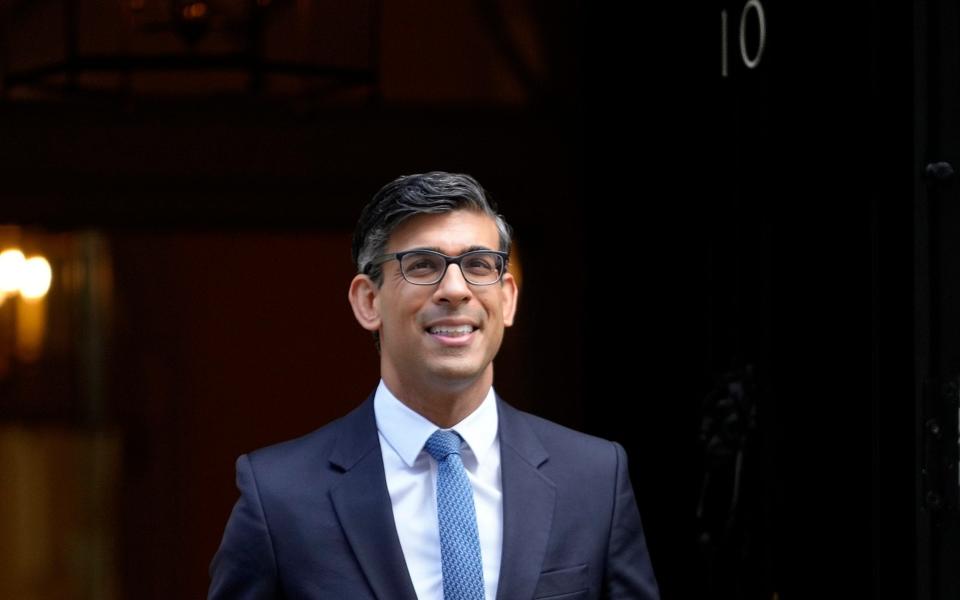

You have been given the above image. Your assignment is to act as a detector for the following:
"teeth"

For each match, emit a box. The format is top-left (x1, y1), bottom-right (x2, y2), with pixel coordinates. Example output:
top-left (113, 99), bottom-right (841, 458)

top-left (429, 325), bottom-right (475, 335)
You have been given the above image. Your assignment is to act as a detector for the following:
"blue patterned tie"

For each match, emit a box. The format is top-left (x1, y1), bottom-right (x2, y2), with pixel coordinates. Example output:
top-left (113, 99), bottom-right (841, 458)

top-left (424, 429), bottom-right (486, 600)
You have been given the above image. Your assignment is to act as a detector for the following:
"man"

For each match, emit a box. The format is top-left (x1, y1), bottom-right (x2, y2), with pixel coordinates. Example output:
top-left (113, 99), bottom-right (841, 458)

top-left (208, 171), bottom-right (659, 599)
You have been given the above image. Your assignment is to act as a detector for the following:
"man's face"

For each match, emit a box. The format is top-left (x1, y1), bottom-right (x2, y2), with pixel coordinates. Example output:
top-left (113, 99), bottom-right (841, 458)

top-left (367, 210), bottom-right (518, 392)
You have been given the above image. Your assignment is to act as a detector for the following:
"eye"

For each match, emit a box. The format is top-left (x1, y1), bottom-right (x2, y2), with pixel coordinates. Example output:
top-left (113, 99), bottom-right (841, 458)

top-left (464, 258), bottom-right (494, 272)
top-left (404, 254), bottom-right (441, 273)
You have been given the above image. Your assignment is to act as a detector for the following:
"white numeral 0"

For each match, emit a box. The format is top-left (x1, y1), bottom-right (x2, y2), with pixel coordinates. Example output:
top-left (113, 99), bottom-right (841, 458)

top-left (722, 0), bottom-right (767, 77)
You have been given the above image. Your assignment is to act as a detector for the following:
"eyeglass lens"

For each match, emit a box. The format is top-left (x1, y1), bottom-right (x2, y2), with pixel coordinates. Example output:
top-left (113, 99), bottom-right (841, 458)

top-left (400, 252), bottom-right (503, 285)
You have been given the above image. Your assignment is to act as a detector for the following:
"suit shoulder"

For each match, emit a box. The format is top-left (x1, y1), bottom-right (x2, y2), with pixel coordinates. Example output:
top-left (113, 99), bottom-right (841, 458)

top-left (244, 400), bottom-right (370, 472)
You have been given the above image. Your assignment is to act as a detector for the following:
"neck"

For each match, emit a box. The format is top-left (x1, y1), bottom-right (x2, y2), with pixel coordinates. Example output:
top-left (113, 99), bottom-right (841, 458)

top-left (381, 369), bottom-right (493, 429)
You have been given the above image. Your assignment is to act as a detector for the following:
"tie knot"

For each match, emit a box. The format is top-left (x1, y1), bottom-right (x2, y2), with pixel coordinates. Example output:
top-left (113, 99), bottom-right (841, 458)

top-left (424, 429), bottom-right (463, 461)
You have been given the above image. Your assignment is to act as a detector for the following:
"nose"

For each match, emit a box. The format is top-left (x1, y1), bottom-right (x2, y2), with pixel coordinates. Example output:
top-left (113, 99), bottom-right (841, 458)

top-left (433, 262), bottom-right (473, 306)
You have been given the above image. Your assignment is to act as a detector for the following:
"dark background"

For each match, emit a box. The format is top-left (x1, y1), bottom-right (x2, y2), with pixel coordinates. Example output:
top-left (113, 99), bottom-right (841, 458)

top-left (0, 1), bottom-right (956, 598)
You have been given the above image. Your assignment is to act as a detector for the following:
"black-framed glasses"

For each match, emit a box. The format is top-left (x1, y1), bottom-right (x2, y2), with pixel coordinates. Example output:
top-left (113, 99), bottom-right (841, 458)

top-left (366, 249), bottom-right (509, 286)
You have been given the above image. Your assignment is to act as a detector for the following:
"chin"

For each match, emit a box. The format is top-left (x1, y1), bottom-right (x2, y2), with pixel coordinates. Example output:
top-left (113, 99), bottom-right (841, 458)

top-left (427, 361), bottom-right (489, 384)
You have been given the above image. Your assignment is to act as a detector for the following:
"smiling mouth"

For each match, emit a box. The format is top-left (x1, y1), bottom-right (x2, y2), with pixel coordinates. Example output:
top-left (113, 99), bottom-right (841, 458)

top-left (425, 325), bottom-right (477, 337)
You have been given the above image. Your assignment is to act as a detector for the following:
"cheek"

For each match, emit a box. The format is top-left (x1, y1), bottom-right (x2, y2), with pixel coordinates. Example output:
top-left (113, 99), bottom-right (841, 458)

top-left (381, 296), bottom-right (423, 337)
top-left (488, 298), bottom-right (506, 324)
top-left (485, 304), bottom-right (505, 333)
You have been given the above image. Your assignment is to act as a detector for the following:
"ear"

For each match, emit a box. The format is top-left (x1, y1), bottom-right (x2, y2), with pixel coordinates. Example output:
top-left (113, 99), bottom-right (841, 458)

top-left (500, 271), bottom-right (519, 327)
top-left (348, 274), bottom-right (382, 333)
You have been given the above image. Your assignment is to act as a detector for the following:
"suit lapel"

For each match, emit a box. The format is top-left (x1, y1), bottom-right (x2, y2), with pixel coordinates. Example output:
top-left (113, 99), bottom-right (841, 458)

top-left (328, 396), bottom-right (418, 600)
top-left (495, 397), bottom-right (556, 600)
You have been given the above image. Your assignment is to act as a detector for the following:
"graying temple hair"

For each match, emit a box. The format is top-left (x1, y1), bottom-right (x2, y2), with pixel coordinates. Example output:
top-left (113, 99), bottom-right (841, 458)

top-left (352, 171), bottom-right (512, 285)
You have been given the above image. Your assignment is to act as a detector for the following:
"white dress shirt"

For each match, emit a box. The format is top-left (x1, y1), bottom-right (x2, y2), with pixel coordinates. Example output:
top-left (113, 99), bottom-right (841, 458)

top-left (374, 379), bottom-right (503, 600)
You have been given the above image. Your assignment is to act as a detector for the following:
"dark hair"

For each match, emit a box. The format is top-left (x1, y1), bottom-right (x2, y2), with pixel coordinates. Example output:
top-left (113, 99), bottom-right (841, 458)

top-left (352, 171), bottom-right (512, 286)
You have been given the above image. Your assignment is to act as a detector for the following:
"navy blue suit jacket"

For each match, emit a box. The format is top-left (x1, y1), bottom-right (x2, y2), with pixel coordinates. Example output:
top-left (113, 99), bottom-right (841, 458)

top-left (209, 393), bottom-right (659, 599)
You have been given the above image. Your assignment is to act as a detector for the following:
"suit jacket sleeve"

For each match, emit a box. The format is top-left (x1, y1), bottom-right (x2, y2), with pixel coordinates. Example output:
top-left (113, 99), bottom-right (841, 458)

top-left (604, 442), bottom-right (660, 599)
top-left (208, 454), bottom-right (281, 600)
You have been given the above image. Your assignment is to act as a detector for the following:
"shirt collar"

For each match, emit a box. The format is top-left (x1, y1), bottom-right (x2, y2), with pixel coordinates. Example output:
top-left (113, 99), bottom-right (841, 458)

top-left (374, 378), bottom-right (499, 469)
